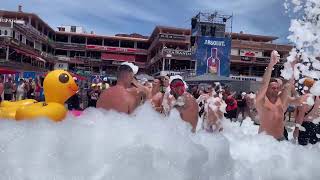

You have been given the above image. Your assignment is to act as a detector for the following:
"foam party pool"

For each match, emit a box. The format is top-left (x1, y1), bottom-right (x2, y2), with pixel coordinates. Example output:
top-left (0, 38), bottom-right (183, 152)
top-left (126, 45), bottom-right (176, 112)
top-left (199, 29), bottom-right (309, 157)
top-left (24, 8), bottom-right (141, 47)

top-left (1, 0), bottom-right (320, 179)
top-left (0, 104), bottom-right (320, 180)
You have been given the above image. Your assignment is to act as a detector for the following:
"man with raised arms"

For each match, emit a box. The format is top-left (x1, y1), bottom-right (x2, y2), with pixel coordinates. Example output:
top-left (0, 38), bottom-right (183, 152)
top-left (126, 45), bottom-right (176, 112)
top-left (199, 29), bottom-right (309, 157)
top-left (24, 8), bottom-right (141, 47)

top-left (256, 50), bottom-right (307, 140)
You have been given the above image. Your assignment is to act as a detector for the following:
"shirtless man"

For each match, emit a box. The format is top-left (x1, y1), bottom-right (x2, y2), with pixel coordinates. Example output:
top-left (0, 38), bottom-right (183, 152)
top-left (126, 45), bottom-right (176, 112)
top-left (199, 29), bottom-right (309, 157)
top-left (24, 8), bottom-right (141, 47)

top-left (97, 63), bottom-right (140, 114)
top-left (166, 77), bottom-right (199, 132)
top-left (151, 78), bottom-right (164, 112)
top-left (256, 50), bottom-right (306, 140)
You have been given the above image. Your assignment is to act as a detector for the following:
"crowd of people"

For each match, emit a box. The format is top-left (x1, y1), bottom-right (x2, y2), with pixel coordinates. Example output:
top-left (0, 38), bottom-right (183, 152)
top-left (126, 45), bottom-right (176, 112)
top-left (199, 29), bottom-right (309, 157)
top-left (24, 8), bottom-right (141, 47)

top-left (1, 50), bottom-right (320, 146)
top-left (0, 76), bottom-right (43, 102)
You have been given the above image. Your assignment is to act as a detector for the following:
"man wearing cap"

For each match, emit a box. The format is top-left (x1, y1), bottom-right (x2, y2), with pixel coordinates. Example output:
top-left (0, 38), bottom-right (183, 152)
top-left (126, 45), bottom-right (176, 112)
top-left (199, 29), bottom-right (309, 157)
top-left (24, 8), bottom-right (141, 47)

top-left (164, 75), bottom-right (199, 132)
top-left (3, 76), bottom-right (13, 101)
top-left (100, 77), bottom-right (110, 90)
top-left (97, 62), bottom-right (141, 114)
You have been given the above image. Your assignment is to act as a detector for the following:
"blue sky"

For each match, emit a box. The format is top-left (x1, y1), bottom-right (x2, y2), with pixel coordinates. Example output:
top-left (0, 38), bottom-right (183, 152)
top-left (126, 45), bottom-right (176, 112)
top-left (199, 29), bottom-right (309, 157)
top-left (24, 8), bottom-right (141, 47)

top-left (2, 0), bottom-right (292, 43)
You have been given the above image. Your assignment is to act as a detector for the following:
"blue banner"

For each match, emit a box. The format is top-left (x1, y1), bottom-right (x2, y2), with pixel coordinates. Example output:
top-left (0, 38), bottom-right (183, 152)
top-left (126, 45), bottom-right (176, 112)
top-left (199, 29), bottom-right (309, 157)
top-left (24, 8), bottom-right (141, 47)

top-left (195, 37), bottom-right (231, 76)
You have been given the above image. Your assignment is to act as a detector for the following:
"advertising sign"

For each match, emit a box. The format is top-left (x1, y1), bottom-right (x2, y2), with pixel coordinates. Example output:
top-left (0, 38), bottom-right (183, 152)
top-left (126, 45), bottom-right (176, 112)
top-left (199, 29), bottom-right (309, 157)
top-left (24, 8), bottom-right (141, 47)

top-left (195, 37), bottom-right (231, 76)
top-left (54, 63), bottom-right (69, 70)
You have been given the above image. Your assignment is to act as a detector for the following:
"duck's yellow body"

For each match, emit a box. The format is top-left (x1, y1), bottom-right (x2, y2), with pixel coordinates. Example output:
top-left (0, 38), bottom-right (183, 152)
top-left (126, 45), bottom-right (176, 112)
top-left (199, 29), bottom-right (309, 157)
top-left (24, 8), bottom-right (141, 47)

top-left (0, 70), bottom-right (78, 121)
top-left (0, 99), bottom-right (37, 119)
top-left (15, 102), bottom-right (67, 122)
top-left (0, 99), bottom-right (37, 107)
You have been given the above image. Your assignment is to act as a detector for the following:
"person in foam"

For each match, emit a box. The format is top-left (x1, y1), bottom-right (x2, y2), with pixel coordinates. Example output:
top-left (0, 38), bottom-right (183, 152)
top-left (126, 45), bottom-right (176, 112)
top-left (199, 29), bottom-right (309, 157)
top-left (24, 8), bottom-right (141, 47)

top-left (163, 75), bottom-right (199, 132)
top-left (294, 79), bottom-right (320, 145)
top-left (197, 84), bottom-right (226, 132)
top-left (256, 50), bottom-right (308, 141)
top-left (150, 78), bottom-right (163, 112)
top-left (100, 77), bottom-right (110, 90)
top-left (97, 62), bottom-right (141, 114)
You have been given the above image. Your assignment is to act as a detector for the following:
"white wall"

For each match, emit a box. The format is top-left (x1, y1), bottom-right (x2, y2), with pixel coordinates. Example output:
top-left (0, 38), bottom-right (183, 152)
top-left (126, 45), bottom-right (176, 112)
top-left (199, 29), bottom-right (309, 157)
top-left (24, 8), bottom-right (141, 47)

top-left (231, 48), bottom-right (239, 56)
top-left (58, 26), bottom-right (85, 33)
top-left (0, 27), bottom-right (12, 37)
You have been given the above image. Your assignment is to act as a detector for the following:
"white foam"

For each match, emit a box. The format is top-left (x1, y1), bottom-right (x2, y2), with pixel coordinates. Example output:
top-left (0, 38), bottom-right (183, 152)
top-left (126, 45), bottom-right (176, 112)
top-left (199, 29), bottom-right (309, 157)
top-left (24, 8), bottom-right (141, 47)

top-left (306, 95), bottom-right (315, 106)
top-left (310, 81), bottom-right (320, 96)
top-left (0, 105), bottom-right (320, 179)
top-left (283, 0), bottom-right (320, 90)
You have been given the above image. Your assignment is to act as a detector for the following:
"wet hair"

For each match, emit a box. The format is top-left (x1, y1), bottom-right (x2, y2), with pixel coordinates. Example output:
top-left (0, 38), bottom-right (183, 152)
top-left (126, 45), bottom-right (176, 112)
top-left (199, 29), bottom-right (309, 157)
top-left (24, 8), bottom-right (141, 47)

top-left (269, 78), bottom-right (278, 84)
top-left (117, 65), bottom-right (133, 79)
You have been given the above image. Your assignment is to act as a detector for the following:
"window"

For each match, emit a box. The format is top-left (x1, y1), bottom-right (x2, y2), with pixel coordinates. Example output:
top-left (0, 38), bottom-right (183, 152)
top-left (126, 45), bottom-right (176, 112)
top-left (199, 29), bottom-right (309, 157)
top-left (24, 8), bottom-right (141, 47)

top-left (4, 30), bottom-right (8, 35)
top-left (58, 27), bottom-right (65, 32)
top-left (0, 30), bottom-right (2, 35)
top-left (71, 26), bottom-right (76, 33)
top-left (120, 40), bottom-right (134, 48)
top-left (12, 31), bottom-right (15, 39)
top-left (20, 34), bottom-right (23, 41)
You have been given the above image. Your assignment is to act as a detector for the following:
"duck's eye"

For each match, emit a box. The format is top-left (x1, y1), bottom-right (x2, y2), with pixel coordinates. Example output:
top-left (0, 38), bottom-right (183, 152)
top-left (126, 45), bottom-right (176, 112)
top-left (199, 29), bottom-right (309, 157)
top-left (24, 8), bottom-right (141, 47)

top-left (59, 73), bottom-right (69, 83)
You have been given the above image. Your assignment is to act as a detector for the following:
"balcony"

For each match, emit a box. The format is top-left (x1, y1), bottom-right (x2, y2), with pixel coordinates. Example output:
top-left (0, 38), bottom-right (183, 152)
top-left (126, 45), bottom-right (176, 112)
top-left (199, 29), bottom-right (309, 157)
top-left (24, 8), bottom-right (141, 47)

top-left (55, 42), bottom-right (86, 51)
top-left (16, 23), bottom-right (48, 42)
top-left (158, 33), bottom-right (187, 41)
top-left (231, 55), bottom-right (286, 64)
top-left (86, 45), bottom-right (148, 55)
top-left (231, 40), bottom-right (293, 51)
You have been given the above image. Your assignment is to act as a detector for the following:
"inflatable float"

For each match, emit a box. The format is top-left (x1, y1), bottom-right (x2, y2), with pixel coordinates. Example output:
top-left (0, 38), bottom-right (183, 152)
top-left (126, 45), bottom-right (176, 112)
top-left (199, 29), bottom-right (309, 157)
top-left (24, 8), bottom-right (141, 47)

top-left (0, 70), bottom-right (78, 121)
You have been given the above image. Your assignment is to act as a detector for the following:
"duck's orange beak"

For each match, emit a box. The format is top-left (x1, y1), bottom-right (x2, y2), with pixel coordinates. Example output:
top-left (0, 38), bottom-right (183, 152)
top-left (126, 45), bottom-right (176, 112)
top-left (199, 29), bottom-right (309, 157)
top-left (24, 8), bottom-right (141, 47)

top-left (68, 80), bottom-right (79, 94)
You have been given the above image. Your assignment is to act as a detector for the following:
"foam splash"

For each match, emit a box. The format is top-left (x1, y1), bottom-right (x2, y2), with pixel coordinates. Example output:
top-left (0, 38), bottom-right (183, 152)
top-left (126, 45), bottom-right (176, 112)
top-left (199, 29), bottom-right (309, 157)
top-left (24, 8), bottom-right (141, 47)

top-left (281, 0), bottom-right (320, 97)
top-left (0, 105), bottom-right (320, 180)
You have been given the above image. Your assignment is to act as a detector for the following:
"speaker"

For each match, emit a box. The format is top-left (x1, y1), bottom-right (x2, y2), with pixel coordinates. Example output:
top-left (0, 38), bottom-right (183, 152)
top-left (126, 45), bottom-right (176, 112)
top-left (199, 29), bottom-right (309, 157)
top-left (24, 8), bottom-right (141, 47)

top-left (191, 18), bottom-right (197, 29)
top-left (210, 26), bottom-right (216, 37)
top-left (201, 25), bottom-right (206, 36)
top-left (190, 36), bottom-right (195, 46)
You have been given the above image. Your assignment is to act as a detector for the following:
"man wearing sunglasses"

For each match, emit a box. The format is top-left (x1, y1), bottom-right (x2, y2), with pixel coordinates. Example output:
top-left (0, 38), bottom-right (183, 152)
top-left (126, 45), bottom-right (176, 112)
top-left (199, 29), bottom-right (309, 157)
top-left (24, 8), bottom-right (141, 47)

top-left (167, 76), bottom-right (198, 132)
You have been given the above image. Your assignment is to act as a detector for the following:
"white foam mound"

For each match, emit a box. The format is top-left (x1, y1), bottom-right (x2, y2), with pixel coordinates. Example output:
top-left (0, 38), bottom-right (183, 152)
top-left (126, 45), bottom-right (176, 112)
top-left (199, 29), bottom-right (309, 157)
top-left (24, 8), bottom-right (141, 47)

top-left (0, 104), bottom-right (320, 180)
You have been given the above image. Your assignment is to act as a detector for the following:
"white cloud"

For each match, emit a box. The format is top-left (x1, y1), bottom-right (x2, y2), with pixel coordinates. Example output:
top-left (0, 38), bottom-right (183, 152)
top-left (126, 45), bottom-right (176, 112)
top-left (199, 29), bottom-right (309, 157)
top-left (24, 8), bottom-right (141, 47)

top-left (2, 0), bottom-right (291, 41)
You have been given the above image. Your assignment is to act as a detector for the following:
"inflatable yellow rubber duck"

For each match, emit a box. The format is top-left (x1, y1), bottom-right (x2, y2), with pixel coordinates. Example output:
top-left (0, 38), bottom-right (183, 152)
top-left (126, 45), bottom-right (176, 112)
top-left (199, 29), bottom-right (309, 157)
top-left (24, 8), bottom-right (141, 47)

top-left (15, 70), bottom-right (78, 121)
top-left (0, 70), bottom-right (78, 121)
top-left (0, 99), bottom-right (37, 119)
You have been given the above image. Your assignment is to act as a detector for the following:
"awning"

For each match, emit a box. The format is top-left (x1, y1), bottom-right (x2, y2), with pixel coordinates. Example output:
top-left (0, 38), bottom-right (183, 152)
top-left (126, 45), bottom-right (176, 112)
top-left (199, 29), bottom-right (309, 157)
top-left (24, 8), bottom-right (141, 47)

top-left (36, 57), bottom-right (46, 63)
top-left (0, 68), bottom-right (18, 74)
top-left (185, 73), bottom-right (240, 82)
top-left (101, 53), bottom-right (135, 62)
top-left (136, 74), bottom-right (154, 81)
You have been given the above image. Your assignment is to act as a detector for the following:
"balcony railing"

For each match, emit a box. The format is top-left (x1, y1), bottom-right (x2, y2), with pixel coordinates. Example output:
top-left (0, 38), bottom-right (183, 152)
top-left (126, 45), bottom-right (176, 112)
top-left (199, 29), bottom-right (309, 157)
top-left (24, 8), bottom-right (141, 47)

top-left (231, 55), bottom-right (286, 63)
top-left (232, 40), bottom-right (293, 51)
top-left (55, 42), bottom-right (86, 50)
top-left (158, 33), bottom-right (188, 41)
top-left (162, 48), bottom-right (192, 57)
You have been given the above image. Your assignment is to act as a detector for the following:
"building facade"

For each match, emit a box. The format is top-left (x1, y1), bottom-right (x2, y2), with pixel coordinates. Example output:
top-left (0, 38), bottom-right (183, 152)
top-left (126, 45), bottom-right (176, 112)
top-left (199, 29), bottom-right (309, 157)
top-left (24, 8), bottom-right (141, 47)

top-left (147, 26), bottom-right (195, 77)
top-left (229, 32), bottom-right (293, 81)
top-left (0, 7), bottom-right (293, 80)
